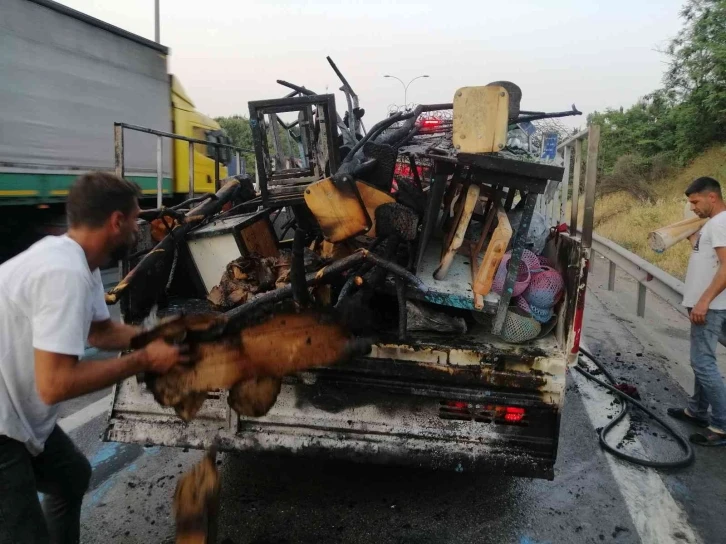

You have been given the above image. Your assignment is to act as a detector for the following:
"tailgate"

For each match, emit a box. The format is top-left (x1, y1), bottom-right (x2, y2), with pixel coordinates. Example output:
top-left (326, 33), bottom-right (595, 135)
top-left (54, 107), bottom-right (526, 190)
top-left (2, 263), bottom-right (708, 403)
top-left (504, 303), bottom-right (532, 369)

top-left (105, 335), bottom-right (565, 479)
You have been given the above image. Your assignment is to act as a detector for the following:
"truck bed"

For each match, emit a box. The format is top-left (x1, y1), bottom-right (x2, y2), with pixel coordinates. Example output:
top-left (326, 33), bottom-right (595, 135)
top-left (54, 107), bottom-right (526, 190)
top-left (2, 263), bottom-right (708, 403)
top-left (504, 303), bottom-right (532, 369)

top-left (105, 229), bottom-right (585, 480)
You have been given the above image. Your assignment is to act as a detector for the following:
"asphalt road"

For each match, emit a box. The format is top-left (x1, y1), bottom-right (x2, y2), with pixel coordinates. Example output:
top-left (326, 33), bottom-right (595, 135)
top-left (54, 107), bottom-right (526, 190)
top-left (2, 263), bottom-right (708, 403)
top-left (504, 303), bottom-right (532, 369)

top-left (58, 260), bottom-right (726, 544)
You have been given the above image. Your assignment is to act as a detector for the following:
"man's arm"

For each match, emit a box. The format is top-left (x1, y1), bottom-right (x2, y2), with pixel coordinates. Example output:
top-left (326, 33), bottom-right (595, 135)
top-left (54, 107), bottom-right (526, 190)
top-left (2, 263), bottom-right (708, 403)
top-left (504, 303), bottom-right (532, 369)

top-left (691, 246), bottom-right (726, 325)
top-left (34, 338), bottom-right (186, 405)
top-left (88, 319), bottom-right (141, 351)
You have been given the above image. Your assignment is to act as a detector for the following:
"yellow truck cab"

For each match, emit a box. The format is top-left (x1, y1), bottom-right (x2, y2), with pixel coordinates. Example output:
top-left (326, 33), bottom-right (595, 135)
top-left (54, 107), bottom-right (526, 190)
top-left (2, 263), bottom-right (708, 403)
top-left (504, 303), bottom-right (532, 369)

top-left (171, 76), bottom-right (229, 196)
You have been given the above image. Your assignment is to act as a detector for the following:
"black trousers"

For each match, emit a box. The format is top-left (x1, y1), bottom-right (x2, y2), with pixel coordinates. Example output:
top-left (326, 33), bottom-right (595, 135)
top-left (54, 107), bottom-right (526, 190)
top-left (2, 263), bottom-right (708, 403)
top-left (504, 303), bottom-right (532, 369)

top-left (0, 425), bottom-right (91, 544)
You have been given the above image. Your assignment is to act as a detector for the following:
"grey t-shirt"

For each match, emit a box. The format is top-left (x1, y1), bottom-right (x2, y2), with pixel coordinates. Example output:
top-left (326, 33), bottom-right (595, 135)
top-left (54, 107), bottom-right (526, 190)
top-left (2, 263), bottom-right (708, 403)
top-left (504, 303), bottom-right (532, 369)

top-left (683, 211), bottom-right (726, 309)
top-left (0, 235), bottom-right (109, 454)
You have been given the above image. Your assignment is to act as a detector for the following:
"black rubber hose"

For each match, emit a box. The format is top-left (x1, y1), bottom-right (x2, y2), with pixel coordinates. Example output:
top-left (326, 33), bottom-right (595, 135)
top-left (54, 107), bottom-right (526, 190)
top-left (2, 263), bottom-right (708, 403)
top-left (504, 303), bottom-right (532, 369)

top-left (576, 347), bottom-right (695, 469)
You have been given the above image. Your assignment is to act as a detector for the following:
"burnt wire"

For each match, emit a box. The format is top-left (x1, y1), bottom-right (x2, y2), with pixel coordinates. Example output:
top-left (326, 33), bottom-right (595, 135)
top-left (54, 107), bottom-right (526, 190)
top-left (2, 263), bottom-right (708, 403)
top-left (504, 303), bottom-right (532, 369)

top-left (576, 347), bottom-right (694, 469)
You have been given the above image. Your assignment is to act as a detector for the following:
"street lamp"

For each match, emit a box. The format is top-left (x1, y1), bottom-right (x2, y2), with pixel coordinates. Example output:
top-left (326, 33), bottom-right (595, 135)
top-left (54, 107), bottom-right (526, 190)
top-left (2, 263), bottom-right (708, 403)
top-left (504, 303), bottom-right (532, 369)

top-left (154, 0), bottom-right (160, 42)
top-left (384, 74), bottom-right (430, 110)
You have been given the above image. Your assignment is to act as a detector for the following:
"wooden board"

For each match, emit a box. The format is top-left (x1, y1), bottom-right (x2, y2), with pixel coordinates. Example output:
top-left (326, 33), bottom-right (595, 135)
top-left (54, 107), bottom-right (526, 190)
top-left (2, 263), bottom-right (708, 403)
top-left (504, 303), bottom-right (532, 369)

top-left (648, 216), bottom-right (707, 253)
top-left (434, 184), bottom-right (480, 280)
top-left (304, 177), bottom-right (394, 242)
top-left (471, 208), bottom-right (512, 308)
top-left (452, 86), bottom-right (509, 154)
top-left (240, 217), bottom-right (280, 258)
top-left (304, 177), bottom-right (370, 242)
top-left (174, 449), bottom-right (219, 544)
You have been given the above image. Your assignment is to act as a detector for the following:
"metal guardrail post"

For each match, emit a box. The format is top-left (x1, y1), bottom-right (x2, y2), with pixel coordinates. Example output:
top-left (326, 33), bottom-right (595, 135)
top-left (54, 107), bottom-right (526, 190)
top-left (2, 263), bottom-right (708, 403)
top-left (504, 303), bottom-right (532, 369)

top-left (608, 261), bottom-right (616, 291)
top-left (156, 135), bottom-right (163, 208)
top-left (214, 146), bottom-right (220, 190)
top-left (114, 124), bottom-right (124, 179)
top-left (637, 283), bottom-right (647, 317)
top-left (188, 141), bottom-right (195, 199)
top-left (581, 125), bottom-right (600, 249)
top-left (560, 146), bottom-right (571, 224)
top-left (570, 139), bottom-right (582, 236)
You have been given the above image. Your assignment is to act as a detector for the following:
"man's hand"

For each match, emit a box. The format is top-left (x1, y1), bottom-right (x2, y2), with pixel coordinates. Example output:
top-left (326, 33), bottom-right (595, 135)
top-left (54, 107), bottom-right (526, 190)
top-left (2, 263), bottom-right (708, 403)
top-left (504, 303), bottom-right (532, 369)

top-left (143, 338), bottom-right (190, 374)
top-left (691, 298), bottom-right (710, 325)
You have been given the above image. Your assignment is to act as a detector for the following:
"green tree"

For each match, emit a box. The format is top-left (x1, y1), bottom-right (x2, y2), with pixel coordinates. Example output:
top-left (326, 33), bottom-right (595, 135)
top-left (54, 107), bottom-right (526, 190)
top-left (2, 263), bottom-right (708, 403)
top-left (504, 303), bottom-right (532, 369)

top-left (216, 115), bottom-right (256, 176)
top-left (663, 0), bottom-right (726, 161)
top-left (216, 114), bottom-right (302, 176)
top-left (586, 0), bottom-right (726, 185)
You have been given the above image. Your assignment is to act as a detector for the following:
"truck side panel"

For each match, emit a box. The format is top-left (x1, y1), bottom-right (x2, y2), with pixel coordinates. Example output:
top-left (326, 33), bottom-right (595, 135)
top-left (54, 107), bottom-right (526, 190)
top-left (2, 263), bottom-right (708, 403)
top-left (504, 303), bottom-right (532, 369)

top-left (0, 0), bottom-right (173, 201)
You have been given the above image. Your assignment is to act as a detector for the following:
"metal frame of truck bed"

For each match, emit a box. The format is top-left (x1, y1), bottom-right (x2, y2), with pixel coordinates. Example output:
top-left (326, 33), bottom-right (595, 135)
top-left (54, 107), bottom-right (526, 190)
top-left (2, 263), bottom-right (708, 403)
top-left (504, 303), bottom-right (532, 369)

top-left (104, 122), bottom-right (600, 480)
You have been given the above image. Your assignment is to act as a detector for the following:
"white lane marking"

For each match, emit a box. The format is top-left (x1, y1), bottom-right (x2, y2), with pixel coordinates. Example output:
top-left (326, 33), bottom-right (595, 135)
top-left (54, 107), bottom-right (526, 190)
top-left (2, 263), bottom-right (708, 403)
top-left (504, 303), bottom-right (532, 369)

top-left (572, 349), bottom-right (702, 544)
top-left (58, 393), bottom-right (114, 433)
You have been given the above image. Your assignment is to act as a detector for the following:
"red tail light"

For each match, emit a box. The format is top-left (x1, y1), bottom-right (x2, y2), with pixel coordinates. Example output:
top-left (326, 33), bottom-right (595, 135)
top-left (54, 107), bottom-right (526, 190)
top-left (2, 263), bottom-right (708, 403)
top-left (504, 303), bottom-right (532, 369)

top-left (503, 406), bottom-right (525, 423)
top-left (440, 401), bottom-right (527, 425)
top-left (420, 118), bottom-right (441, 128)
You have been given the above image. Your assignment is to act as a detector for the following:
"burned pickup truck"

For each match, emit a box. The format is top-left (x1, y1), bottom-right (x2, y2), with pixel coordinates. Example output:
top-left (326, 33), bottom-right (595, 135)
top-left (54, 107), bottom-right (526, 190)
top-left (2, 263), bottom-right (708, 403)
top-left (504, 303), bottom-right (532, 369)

top-left (104, 61), bottom-right (596, 480)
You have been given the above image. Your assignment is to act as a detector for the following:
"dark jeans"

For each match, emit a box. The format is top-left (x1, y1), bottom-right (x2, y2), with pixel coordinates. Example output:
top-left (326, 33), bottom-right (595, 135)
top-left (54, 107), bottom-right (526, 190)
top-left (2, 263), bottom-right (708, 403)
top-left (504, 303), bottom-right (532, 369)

top-left (0, 426), bottom-right (91, 544)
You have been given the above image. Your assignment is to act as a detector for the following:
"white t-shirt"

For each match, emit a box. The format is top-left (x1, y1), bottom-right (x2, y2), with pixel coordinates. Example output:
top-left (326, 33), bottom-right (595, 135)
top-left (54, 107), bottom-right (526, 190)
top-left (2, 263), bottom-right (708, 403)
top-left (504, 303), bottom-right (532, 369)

top-left (683, 211), bottom-right (726, 309)
top-left (0, 235), bottom-right (110, 454)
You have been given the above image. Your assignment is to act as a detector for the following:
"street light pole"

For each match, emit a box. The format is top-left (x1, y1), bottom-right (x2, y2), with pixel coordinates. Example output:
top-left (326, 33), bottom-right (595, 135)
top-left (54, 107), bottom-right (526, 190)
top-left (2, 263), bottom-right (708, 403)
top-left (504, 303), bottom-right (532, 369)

top-left (154, 0), bottom-right (160, 43)
top-left (384, 74), bottom-right (430, 110)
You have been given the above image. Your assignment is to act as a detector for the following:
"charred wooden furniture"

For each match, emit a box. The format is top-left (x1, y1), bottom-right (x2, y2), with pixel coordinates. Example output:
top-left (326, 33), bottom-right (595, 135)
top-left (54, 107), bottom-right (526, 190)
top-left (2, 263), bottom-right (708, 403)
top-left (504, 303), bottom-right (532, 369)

top-left (249, 94), bottom-right (339, 207)
top-left (185, 210), bottom-right (279, 294)
top-left (413, 153), bottom-right (564, 335)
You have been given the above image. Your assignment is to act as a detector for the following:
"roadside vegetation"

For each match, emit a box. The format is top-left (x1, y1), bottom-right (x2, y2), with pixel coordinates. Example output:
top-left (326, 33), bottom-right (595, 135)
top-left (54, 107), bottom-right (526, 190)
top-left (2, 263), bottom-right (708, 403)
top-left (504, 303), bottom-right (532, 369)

top-left (583, 0), bottom-right (726, 279)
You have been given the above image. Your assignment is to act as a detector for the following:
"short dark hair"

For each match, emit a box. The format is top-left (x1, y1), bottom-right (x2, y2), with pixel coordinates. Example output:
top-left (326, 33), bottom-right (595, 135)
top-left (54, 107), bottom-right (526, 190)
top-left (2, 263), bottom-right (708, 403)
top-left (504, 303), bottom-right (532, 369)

top-left (685, 176), bottom-right (722, 198)
top-left (66, 172), bottom-right (141, 228)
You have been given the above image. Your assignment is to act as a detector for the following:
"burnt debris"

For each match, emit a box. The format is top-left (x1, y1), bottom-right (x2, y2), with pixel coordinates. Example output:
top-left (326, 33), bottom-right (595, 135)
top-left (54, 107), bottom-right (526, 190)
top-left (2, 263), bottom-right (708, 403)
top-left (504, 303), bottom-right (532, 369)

top-left (109, 58), bottom-right (579, 421)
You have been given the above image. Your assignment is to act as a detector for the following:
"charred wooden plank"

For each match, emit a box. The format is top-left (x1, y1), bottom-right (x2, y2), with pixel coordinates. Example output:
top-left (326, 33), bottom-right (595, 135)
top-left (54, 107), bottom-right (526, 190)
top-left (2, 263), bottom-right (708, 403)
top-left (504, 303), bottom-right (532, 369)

top-left (141, 310), bottom-right (370, 421)
top-left (105, 176), bottom-right (251, 306)
top-left (174, 448), bottom-right (220, 544)
top-left (224, 249), bottom-right (426, 328)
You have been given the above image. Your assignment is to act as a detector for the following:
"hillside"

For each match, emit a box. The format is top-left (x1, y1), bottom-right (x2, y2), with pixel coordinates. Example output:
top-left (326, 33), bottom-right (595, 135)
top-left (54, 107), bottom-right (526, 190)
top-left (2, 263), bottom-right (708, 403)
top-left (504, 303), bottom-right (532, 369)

top-left (591, 146), bottom-right (726, 279)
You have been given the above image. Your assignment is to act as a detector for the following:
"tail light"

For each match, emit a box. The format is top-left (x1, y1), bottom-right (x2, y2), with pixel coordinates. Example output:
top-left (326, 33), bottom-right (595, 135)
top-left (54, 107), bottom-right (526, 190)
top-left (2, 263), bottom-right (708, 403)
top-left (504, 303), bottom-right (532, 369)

top-left (440, 401), bottom-right (528, 426)
top-left (503, 406), bottom-right (525, 423)
top-left (420, 118), bottom-right (441, 129)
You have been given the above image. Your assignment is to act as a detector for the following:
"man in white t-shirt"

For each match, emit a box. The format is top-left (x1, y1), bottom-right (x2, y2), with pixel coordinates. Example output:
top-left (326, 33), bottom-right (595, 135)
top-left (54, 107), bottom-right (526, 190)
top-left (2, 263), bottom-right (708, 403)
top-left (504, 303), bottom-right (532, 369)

top-left (668, 176), bottom-right (726, 447)
top-left (0, 172), bottom-right (187, 543)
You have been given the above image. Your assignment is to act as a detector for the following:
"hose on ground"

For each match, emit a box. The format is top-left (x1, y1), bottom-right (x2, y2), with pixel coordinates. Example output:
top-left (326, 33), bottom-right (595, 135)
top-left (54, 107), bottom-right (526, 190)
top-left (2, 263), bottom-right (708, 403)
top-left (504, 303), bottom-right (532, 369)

top-left (576, 347), bottom-right (695, 469)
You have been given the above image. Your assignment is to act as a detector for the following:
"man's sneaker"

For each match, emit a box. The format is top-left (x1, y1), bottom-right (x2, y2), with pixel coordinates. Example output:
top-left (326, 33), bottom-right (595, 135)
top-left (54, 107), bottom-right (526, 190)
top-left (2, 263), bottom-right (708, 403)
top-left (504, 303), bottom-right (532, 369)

top-left (690, 429), bottom-right (726, 447)
top-left (667, 407), bottom-right (710, 428)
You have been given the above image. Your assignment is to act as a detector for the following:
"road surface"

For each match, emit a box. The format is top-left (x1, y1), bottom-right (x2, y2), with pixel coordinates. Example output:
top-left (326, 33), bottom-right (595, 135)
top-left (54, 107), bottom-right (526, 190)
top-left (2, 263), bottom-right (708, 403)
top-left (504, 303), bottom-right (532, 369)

top-left (58, 260), bottom-right (726, 543)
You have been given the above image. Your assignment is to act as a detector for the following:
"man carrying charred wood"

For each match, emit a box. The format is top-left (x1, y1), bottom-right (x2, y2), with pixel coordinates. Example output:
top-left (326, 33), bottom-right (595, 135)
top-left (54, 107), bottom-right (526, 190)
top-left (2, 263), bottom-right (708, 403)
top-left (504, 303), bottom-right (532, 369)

top-left (0, 172), bottom-right (187, 543)
top-left (668, 176), bottom-right (726, 447)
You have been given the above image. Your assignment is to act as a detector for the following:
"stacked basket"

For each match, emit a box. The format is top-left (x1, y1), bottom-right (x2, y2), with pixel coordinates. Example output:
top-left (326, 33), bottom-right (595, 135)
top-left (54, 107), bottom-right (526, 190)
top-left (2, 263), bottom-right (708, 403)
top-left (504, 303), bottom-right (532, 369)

top-left (492, 251), bottom-right (565, 343)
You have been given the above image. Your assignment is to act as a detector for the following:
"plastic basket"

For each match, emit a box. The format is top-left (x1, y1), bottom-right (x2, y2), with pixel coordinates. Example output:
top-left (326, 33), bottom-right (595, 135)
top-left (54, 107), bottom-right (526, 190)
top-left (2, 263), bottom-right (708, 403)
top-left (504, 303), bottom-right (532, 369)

top-left (523, 266), bottom-right (564, 308)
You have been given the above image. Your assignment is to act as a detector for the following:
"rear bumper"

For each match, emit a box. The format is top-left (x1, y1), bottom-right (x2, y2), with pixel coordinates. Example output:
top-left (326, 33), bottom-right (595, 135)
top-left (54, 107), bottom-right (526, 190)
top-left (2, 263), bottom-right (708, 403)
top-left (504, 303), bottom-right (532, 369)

top-left (106, 414), bottom-right (554, 479)
top-left (105, 373), bottom-right (559, 479)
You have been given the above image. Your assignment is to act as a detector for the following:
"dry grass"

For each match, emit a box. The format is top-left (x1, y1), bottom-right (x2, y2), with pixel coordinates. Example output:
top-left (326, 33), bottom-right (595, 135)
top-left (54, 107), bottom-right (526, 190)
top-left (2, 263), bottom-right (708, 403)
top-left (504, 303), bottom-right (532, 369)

top-left (574, 146), bottom-right (726, 279)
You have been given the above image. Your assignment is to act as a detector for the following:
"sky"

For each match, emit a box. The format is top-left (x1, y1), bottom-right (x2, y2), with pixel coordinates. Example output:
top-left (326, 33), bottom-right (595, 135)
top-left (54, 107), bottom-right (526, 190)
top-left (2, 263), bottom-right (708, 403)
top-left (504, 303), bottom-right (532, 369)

top-left (56, 0), bottom-right (686, 129)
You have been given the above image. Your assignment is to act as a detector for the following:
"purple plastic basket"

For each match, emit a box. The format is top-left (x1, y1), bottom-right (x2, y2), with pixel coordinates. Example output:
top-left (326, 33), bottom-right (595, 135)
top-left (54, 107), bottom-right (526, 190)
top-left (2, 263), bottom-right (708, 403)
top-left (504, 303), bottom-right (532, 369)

top-left (492, 258), bottom-right (529, 297)
top-left (523, 266), bottom-right (565, 308)
top-left (514, 296), bottom-right (532, 315)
